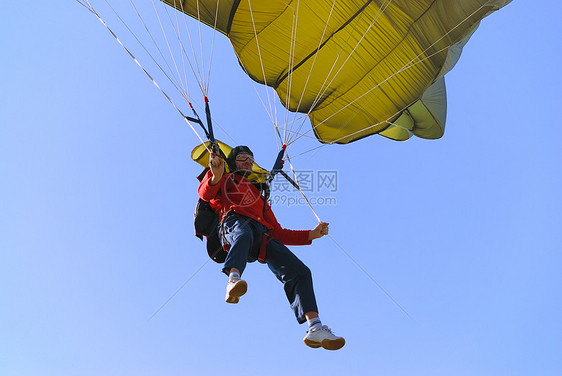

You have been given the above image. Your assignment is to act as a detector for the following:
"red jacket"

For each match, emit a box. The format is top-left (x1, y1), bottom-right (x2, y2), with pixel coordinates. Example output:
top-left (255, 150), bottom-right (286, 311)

top-left (198, 169), bottom-right (311, 246)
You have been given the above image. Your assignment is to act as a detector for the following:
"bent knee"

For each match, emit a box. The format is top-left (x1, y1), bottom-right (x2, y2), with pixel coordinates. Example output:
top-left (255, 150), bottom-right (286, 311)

top-left (295, 263), bottom-right (312, 280)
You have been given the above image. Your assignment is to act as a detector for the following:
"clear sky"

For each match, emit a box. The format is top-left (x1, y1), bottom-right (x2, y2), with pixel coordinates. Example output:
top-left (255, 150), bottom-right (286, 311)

top-left (1, 1), bottom-right (561, 375)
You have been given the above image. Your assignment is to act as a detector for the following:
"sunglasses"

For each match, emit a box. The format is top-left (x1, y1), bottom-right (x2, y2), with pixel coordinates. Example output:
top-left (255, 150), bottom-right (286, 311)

top-left (235, 154), bottom-right (254, 163)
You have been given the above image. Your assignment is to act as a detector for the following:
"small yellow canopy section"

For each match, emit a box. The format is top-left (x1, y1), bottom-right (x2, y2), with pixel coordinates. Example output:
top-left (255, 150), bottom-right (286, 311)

top-left (191, 140), bottom-right (270, 183)
top-left (165, 0), bottom-right (511, 144)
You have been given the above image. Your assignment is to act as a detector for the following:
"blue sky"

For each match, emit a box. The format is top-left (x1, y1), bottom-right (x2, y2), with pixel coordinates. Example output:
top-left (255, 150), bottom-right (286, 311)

top-left (1, 1), bottom-right (561, 375)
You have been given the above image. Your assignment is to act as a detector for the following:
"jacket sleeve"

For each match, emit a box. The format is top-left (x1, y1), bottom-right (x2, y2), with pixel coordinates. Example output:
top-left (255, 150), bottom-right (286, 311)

top-left (265, 205), bottom-right (312, 246)
top-left (198, 169), bottom-right (223, 201)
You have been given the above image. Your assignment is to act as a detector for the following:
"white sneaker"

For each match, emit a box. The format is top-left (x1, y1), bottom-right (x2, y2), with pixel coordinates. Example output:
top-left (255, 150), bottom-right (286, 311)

top-left (225, 277), bottom-right (247, 304)
top-left (303, 325), bottom-right (345, 350)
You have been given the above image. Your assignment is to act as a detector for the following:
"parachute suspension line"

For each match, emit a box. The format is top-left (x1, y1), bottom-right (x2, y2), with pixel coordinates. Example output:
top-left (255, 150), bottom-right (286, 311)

top-left (282, 0), bottom-right (331, 149)
top-left (166, 0), bottom-right (219, 97)
top-left (292, 2), bottom-right (490, 147)
top-left (285, 0), bottom-right (338, 147)
top-left (273, 96), bottom-right (282, 151)
top-left (153, 0), bottom-right (209, 98)
top-left (266, 142), bottom-right (321, 224)
top-left (230, 1), bottom-right (306, 150)
top-left (271, 115), bottom-right (410, 318)
top-left (173, 0), bottom-right (207, 95)
top-left (166, 0), bottom-right (236, 147)
top-left (283, 0), bottom-right (394, 148)
top-left (97, 0), bottom-right (190, 102)
top-left (163, 0), bottom-right (220, 97)
top-left (305, 0), bottom-right (395, 117)
top-left (148, 0), bottom-right (193, 98)
top-left (125, 1), bottom-right (183, 94)
top-left (285, 155), bottom-right (321, 223)
top-left (155, 0), bottom-right (210, 97)
top-left (312, 44), bottom-right (456, 144)
top-left (77, 1), bottom-right (182, 113)
top-left (326, 234), bottom-right (414, 321)
top-left (273, 120), bottom-right (284, 151)
top-left (265, 0), bottom-right (326, 156)
top-left (225, 44), bottom-right (283, 150)
top-left (160, 1), bottom-right (199, 98)
top-left (202, 0), bottom-right (222, 95)
top-left (148, 257), bottom-right (212, 321)
top-left (168, 1), bottom-right (190, 103)
top-left (284, 0), bottom-right (395, 148)
top-left (174, 0), bottom-right (205, 94)
top-left (283, 1), bottom-right (301, 146)
top-left (265, 72), bottom-right (413, 316)
top-left (313, 24), bottom-right (484, 143)
top-left (222, 39), bottom-right (281, 149)
top-left (321, 103), bottom-right (415, 148)
top-left (76, 0), bottom-right (211, 153)
top-left (100, 0), bottom-right (210, 102)
top-left (287, 100), bottom-right (416, 160)
top-left (246, 0), bottom-right (278, 137)
top-left (287, 80), bottom-right (440, 159)
top-left (148, 210), bottom-right (261, 320)
top-left (174, 2), bottom-right (219, 100)
top-left (166, 1), bottom-right (238, 145)
top-left (78, 1), bottom-right (231, 156)
top-left (196, 0), bottom-right (210, 95)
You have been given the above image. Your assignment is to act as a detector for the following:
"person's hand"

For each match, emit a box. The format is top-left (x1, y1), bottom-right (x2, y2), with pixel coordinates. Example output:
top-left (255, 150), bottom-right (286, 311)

top-left (309, 222), bottom-right (329, 240)
top-left (209, 156), bottom-right (224, 185)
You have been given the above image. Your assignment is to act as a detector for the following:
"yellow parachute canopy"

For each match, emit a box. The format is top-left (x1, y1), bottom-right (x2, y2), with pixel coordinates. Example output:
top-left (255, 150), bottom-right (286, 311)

top-left (191, 140), bottom-right (270, 183)
top-left (165, 0), bottom-right (511, 143)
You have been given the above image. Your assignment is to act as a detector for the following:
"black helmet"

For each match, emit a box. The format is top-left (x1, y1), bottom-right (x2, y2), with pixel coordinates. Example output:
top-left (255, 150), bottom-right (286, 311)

top-left (226, 145), bottom-right (253, 172)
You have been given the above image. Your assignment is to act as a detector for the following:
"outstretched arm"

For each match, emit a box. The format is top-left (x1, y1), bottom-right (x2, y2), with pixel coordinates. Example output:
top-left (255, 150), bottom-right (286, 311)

top-left (308, 222), bottom-right (329, 241)
top-left (265, 204), bottom-right (328, 245)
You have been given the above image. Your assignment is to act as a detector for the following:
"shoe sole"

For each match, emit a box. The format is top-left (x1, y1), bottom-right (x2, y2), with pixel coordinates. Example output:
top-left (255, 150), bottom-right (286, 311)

top-left (225, 280), bottom-right (247, 304)
top-left (303, 337), bottom-right (345, 351)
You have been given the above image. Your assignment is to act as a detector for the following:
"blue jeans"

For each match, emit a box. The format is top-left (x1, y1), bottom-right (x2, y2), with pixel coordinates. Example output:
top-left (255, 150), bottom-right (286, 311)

top-left (220, 214), bottom-right (318, 324)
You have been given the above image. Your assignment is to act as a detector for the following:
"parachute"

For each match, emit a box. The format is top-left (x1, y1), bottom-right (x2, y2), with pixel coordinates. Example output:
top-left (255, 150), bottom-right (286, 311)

top-left (77, 0), bottom-right (513, 316)
top-left (162, 0), bottom-right (511, 144)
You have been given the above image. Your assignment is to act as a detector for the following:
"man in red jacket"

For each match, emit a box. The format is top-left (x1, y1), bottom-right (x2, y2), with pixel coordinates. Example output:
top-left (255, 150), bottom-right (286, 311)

top-left (198, 145), bottom-right (345, 350)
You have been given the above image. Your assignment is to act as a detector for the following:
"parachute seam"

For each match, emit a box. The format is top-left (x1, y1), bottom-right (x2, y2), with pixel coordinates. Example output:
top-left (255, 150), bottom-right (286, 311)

top-left (226, 0), bottom-right (242, 35)
top-left (295, 0), bottom-right (396, 127)
top-left (307, 0), bottom-right (439, 113)
top-left (284, 0), bottom-right (393, 150)
top-left (275, 1), bottom-right (372, 86)
top-left (295, 3), bottom-right (491, 145)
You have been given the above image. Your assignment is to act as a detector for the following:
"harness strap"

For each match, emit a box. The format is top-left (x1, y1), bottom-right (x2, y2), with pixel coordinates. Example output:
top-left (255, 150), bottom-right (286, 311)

top-left (258, 232), bottom-right (272, 263)
top-left (219, 210), bottom-right (234, 251)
